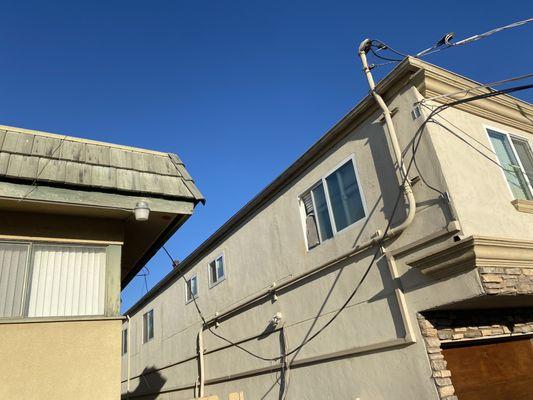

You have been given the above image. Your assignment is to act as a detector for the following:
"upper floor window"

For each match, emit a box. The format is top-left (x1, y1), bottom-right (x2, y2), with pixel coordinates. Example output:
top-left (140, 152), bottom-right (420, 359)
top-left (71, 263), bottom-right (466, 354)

top-left (185, 275), bottom-right (198, 303)
top-left (142, 309), bottom-right (154, 343)
top-left (0, 242), bottom-right (106, 319)
top-left (122, 328), bottom-right (128, 355)
top-left (488, 129), bottom-right (533, 200)
top-left (208, 255), bottom-right (225, 287)
top-left (300, 157), bottom-right (366, 249)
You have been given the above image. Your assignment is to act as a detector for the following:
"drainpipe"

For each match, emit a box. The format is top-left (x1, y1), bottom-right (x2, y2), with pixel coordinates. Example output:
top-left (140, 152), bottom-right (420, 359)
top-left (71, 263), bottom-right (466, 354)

top-left (198, 329), bottom-right (205, 397)
top-left (358, 39), bottom-right (416, 236)
top-left (200, 40), bottom-right (418, 329)
top-left (126, 315), bottom-right (131, 400)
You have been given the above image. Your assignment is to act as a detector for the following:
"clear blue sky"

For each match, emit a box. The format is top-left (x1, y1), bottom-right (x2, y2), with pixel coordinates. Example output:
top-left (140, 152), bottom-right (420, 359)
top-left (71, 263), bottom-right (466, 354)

top-left (0, 1), bottom-right (531, 312)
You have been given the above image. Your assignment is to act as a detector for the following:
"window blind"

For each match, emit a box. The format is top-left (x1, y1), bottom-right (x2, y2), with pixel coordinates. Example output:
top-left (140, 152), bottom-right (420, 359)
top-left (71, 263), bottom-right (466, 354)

top-left (0, 243), bottom-right (29, 318)
top-left (27, 245), bottom-right (106, 317)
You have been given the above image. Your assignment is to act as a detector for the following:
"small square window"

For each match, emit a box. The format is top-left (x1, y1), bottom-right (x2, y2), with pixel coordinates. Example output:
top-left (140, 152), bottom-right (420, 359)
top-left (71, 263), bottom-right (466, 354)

top-left (185, 275), bottom-right (198, 303)
top-left (208, 255), bottom-right (225, 287)
top-left (122, 329), bottom-right (128, 355)
top-left (142, 310), bottom-right (154, 343)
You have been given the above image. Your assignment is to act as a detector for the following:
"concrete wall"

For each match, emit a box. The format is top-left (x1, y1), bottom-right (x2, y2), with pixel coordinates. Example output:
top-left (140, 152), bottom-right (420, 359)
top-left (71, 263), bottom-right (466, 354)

top-left (122, 83), bottom-right (486, 400)
top-left (0, 318), bottom-right (122, 400)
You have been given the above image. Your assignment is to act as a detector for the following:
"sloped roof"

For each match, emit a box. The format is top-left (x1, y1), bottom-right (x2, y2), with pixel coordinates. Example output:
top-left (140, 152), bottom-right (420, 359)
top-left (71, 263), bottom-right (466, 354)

top-left (0, 125), bottom-right (204, 203)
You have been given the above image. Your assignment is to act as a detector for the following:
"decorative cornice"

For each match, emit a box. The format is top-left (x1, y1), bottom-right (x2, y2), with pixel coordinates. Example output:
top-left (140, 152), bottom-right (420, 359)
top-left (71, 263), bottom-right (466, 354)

top-left (405, 58), bottom-right (533, 134)
top-left (408, 236), bottom-right (533, 278)
top-left (511, 199), bottom-right (533, 214)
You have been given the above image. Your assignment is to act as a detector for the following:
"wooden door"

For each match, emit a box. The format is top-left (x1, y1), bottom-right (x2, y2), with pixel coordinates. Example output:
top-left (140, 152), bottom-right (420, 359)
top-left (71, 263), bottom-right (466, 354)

top-left (442, 336), bottom-right (533, 399)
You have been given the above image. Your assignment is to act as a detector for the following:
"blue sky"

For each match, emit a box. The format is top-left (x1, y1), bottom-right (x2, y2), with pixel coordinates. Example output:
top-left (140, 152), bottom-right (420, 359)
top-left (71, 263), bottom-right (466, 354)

top-left (0, 1), bottom-right (531, 312)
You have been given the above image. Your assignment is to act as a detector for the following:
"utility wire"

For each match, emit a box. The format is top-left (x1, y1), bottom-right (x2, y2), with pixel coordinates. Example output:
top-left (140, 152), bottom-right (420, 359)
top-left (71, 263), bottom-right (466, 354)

top-left (417, 17), bottom-right (533, 57)
top-left (419, 73), bottom-right (533, 104)
top-left (158, 83), bottom-right (531, 365)
top-left (366, 18), bottom-right (533, 68)
top-left (19, 135), bottom-right (69, 201)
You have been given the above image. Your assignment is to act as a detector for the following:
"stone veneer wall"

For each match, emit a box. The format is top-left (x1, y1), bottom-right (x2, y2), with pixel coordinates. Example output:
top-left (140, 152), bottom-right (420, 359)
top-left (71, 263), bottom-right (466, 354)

top-left (418, 308), bottom-right (533, 400)
top-left (478, 267), bottom-right (533, 295)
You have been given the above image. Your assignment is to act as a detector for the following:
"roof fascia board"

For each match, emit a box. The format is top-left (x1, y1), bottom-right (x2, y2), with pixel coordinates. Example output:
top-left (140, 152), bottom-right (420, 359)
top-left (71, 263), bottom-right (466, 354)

top-left (0, 124), bottom-right (170, 157)
top-left (0, 180), bottom-right (195, 215)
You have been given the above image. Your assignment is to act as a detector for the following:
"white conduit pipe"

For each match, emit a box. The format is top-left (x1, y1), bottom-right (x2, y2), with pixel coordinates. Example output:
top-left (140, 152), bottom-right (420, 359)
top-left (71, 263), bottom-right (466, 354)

top-left (126, 315), bottom-right (131, 400)
top-left (198, 329), bottom-right (205, 397)
top-left (203, 40), bottom-right (417, 328)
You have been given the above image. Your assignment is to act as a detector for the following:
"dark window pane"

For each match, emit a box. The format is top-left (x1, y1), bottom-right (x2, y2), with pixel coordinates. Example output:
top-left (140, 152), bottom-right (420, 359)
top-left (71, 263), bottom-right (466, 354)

top-left (511, 138), bottom-right (533, 185)
top-left (325, 160), bottom-right (365, 231)
top-left (312, 183), bottom-right (333, 241)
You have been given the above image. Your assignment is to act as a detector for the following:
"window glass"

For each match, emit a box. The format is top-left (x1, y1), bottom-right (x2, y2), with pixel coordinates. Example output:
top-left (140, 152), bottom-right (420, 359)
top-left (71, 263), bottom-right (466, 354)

top-left (209, 256), bottom-right (225, 286)
top-left (208, 260), bottom-right (217, 284)
top-left (511, 138), bottom-right (533, 184)
top-left (186, 276), bottom-right (198, 302)
top-left (325, 160), bottom-right (365, 231)
top-left (216, 257), bottom-right (224, 280)
top-left (300, 157), bottom-right (366, 250)
top-left (0, 243), bottom-right (29, 318)
top-left (143, 310), bottom-right (154, 343)
top-left (311, 183), bottom-right (333, 241)
top-left (489, 130), bottom-right (532, 200)
top-left (122, 329), bottom-right (128, 355)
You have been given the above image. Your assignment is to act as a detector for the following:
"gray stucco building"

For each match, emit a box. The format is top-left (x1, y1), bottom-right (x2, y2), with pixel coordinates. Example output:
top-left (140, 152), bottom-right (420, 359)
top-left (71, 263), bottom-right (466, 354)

top-left (122, 57), bottom-right (533, 400)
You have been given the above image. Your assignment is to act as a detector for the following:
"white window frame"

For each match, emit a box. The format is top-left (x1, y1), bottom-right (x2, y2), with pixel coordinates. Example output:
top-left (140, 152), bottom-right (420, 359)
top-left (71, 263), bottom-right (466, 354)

top-left (207, 253), bottom-right (226, 288)
top-left (484, 125), bottom-right (533, 200)
top-left (0, 240), bottom-right (107, 319)
top-left (142, 309), bottom-right (154, 344)
top-left (185, 274), bottom-right (198, 304)
top-left (299, 154), bottom-right (368, 249)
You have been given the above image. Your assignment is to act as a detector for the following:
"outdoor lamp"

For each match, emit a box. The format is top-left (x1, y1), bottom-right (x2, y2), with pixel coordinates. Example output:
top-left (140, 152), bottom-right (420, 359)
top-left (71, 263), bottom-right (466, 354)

top-left (134, 201), bottom-right (150, 221)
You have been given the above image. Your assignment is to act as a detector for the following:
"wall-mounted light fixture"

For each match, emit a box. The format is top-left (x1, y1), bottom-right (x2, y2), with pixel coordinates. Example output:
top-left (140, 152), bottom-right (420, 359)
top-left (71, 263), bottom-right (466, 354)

top-left (134, 201), bottom-right (150, 221)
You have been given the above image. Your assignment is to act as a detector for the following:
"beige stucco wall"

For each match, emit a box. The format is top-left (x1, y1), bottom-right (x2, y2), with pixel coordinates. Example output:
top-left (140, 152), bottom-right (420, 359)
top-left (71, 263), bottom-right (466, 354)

top-left (422, 101), bottom-right (533, 240)
top-left (0, 318), bottom-right (122, 400)
top-left (120, 65), bottom-right (532, 398)
top-left (121, 83), bottom-right (477, 399)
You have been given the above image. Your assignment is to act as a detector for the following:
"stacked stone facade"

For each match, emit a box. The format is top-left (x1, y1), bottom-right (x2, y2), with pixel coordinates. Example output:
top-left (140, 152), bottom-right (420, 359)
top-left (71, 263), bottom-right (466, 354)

top-left (418, 308), bottom-right (533, 400)
top-left (479, 267), bottom-right (533, 295)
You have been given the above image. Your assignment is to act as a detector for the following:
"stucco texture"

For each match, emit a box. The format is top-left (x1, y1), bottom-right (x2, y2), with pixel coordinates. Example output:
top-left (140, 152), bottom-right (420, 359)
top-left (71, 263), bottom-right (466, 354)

top-left (0, 319), bottom-right (122, 400)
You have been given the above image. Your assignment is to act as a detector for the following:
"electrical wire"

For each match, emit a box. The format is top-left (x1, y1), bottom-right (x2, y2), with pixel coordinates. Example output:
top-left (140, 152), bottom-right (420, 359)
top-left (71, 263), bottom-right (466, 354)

top-left (155, 83), bottom-right (531, 366)
top-left (419, 73), bottom-right (533, 104)
top-left (159, 117), bottom-right (430, 363)
top-left (418, 17), bottom-right (533, 57)
top-left (18, 135), bottom-right (69, 201)
top-left (366, 18), bottom-right (533, 68)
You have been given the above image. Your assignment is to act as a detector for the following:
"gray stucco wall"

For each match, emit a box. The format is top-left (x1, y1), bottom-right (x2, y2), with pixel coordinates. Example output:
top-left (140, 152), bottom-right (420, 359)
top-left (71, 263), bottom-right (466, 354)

top-left (121, 82), bottom-right (521, 399)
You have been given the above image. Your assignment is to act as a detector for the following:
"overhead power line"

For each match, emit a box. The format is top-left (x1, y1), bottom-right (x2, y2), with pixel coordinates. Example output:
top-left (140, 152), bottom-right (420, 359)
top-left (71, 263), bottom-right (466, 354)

top-left (417, 17), bottom-right (533, 57)
top-left (365, 17), bottom-right (533, 68)
top-left (160, 84), bottom-right (532, 365)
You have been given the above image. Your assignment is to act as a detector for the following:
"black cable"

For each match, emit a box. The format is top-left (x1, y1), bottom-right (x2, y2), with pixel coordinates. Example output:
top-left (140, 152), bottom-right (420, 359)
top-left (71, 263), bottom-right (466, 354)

top-left (159, 117), bottom-right (429, 362)
top-left (157, 83), bottom-right (532, 363)
top-left (369, 47), bottom-right (403, 63)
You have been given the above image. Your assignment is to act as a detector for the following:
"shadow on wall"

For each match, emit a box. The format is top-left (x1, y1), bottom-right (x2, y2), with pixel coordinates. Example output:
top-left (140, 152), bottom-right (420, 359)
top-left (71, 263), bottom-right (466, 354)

top-left (122, 367), bottom-right (167, 400)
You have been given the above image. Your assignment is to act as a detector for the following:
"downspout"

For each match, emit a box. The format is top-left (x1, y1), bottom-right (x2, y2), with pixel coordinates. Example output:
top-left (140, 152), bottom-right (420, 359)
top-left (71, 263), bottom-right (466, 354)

top-left (202, 42), bottom-right (417, 328)
top-left (198, 329), bottom-right (205, 397)
top-left (126, 315), bottom-right (131, 400)
top-left (358, 39), bottom-right (416, 237)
